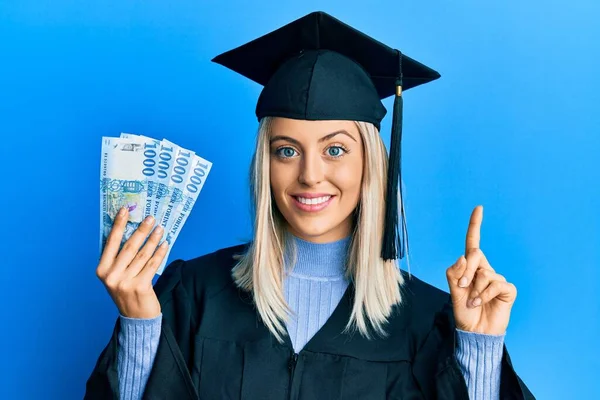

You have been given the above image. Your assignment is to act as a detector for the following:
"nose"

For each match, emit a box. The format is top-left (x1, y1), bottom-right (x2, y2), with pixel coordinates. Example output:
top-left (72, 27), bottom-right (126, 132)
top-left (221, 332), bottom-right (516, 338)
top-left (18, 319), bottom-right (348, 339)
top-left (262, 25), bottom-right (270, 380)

top-left (298, 150), bottom-right (325, 186)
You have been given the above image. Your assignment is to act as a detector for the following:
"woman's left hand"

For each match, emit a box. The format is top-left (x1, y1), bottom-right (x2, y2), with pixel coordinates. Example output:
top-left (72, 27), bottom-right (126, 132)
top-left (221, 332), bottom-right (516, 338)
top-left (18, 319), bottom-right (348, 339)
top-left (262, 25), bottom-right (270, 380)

top-left (445, 205), bottom-right (517, 335)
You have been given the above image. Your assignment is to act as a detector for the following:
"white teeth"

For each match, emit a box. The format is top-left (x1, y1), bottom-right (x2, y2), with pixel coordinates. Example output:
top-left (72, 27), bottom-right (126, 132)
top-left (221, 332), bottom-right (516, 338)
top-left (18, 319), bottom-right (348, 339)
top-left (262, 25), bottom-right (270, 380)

top-left (296, 195), bottom-right (331, 205)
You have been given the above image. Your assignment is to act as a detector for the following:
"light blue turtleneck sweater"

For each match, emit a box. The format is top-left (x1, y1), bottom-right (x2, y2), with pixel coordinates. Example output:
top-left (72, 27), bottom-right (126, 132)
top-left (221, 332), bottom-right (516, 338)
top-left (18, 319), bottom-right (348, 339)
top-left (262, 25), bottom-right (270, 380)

top-left (116, 234), bottom-right (504, 399)
top-left (281, 233), bottom-right (351, 351)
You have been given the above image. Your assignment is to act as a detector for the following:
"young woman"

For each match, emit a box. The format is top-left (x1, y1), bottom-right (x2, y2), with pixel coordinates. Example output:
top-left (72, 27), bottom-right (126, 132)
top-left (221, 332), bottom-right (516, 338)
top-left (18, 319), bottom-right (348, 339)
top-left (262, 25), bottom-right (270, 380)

top-left (86, 12), bottom-right (534, 400)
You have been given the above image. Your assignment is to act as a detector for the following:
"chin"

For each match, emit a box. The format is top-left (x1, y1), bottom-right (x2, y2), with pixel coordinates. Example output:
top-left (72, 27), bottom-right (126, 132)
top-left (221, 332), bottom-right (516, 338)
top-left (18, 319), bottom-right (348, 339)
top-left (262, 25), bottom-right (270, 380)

top-left (286, 217), bottom-right (345, 242)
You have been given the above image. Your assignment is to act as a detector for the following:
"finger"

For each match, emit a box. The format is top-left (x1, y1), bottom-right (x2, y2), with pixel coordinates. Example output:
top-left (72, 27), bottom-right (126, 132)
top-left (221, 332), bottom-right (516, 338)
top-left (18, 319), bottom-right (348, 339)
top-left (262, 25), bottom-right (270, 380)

top-left (113, 215), bottom-right (156, 272)
top-left (458, 248), bottom-right (482, 288)
top-left (446, 255), bottom-right (466, 282)
top-left (469, 269), bottom-right (506, 307)
top-left (123, 225), bottom-right (164, 279)
top-left (446, 256), bottom-right (469, 305)
top-left (472, 280), bottom-right (517, 307)
top-left (465, 205), bottom-right (483, 255)
top-left (459, 247), bottom-right (496, 288)
top-left (98, 207), bottom-right (129, 273)
top-left (136, 240), bottom-right (169, 283)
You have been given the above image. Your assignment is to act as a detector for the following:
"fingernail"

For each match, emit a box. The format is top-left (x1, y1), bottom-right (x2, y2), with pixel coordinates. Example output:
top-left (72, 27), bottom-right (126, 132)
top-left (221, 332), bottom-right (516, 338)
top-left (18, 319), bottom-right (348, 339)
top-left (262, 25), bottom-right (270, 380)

top-left (459, 277), bottom-right (468, 287)
top-left (472, 297), bottom-right (482, 307)
top-left (118, 207), bottom-right (126, 217)
top-left (144, 215), bottom-right (154, 225)
top-left (154, 225), bottom-right (164, 235)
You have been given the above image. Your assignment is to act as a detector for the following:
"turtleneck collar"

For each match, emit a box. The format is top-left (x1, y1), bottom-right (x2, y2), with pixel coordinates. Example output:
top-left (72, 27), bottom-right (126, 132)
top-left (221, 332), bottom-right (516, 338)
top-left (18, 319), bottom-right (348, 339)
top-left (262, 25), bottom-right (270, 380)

top-left (283, 231), bottom-right (352, 278)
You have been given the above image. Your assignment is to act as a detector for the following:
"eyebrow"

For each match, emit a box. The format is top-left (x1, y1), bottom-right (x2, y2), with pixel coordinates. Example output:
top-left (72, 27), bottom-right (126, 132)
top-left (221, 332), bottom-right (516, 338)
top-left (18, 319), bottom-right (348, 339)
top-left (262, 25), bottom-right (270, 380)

top-left (270, 130), bottom-right (357, 145)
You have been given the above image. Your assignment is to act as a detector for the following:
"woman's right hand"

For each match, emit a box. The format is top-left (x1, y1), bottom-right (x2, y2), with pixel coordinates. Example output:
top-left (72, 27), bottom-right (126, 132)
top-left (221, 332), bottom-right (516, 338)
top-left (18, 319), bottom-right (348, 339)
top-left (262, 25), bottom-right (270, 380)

top-left (96, 207), bottom-right (169, 319)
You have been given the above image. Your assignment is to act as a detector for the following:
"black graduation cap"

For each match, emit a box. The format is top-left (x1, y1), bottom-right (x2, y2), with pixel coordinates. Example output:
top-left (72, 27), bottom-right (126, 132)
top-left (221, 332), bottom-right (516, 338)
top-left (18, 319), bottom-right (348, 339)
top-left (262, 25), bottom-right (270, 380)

top-left (212, 11), bottom-right (440, 261)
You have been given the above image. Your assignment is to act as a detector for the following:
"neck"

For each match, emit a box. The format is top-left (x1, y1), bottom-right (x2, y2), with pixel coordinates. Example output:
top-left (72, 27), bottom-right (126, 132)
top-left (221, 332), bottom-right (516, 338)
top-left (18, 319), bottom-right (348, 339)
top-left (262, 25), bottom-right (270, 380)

top-left (284, 231), bottom-right (351, 278)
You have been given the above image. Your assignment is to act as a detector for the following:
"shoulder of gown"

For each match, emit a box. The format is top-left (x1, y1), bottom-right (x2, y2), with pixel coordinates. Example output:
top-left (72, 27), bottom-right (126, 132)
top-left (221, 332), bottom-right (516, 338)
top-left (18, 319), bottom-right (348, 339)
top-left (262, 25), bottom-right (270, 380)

top-left (155, 242), bottom-right (249, 304)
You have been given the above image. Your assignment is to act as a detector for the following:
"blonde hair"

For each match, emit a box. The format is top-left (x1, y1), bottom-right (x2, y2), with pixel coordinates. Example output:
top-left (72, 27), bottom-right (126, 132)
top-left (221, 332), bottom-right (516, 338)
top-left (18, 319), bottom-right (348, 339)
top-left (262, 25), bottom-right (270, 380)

top-left (232, 117), bottom-right (407, 342)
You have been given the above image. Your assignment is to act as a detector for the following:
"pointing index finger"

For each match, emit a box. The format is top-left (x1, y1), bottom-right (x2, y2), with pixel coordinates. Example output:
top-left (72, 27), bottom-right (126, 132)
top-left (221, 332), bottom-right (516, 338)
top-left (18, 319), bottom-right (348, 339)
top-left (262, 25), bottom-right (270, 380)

top-left (465, 205), bottom-right (483, 254)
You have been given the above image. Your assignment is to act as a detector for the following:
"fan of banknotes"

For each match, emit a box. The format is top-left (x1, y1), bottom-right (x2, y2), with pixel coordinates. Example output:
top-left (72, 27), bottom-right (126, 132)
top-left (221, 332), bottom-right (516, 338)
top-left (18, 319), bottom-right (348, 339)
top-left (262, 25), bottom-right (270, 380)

top-left (100, 133), bottom-right (212, 275)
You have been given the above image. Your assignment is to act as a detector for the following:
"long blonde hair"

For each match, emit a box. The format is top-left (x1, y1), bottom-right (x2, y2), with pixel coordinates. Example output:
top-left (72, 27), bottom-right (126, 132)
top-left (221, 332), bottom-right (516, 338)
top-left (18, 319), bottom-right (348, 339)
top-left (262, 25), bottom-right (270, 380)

top-left (232, 117), bottom-right (407, 342)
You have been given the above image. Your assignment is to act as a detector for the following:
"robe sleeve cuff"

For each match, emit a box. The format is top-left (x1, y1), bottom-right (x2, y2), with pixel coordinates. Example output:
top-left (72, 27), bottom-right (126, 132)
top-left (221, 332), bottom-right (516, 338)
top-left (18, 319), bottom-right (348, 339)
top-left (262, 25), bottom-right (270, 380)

top-left (455, 328), bottom-right (505, 400)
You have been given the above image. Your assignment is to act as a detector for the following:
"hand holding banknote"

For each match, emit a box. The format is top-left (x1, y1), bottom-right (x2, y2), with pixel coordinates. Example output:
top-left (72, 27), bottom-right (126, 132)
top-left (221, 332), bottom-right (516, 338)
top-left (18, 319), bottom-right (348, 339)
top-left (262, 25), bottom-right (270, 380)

top-left (97, 132), bottom-right (211, 317)
top-left (95, 207), bottom-right (168, 319)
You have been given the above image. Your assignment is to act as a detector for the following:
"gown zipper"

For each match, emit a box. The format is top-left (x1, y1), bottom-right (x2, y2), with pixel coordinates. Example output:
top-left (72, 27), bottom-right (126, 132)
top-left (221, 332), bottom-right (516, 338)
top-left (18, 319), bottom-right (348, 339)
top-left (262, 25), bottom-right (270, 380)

top-left (288, 352), bottom-right (299, 399)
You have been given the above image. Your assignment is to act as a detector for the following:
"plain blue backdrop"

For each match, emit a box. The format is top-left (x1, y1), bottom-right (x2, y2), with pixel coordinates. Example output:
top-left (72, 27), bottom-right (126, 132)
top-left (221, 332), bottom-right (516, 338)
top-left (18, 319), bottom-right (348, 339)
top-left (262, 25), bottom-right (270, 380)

top-left (1, 1), bottom-right (598, 398)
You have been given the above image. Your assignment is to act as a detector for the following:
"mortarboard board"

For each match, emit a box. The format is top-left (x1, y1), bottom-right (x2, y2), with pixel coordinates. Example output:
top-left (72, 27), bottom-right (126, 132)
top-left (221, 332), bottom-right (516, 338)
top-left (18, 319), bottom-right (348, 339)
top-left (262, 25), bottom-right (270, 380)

top-left (212, 11), bottom-right (440, 261)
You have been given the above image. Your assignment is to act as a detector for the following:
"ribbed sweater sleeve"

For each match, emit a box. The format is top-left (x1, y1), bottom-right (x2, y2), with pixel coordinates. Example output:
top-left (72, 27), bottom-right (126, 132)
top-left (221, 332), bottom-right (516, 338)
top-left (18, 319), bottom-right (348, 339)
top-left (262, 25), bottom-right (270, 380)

top-left (116, 314), bottom-right (162, 400)
top-left (455, 328), bottom-right (505, 399)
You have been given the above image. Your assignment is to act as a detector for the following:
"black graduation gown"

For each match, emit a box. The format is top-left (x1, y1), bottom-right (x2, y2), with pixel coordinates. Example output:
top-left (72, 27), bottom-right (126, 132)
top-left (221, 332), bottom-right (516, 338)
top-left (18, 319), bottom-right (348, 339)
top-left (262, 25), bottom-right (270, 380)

top-left (85, 244), bottom-right (535, 399)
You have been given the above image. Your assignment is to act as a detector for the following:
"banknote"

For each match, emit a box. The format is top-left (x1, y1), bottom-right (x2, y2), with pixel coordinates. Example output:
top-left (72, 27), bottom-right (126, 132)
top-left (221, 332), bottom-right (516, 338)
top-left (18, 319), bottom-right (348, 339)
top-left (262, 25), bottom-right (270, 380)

top-left (157, 145), bottom-right (196, 240)
top-left (120, 133), bottom-right (161, 221)
top-left (152, 139), bottom-right (180, 224)
top-left (157, 154), bottom-right (213, 275)
top-left (100, 137), bottom-right (149, 253)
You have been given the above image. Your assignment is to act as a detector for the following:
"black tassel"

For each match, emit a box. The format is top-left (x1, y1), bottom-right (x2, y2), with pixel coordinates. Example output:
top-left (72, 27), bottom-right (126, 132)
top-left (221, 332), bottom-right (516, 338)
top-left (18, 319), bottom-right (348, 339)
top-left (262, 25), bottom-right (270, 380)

top-left (381, 53), bottom-right (409, 261)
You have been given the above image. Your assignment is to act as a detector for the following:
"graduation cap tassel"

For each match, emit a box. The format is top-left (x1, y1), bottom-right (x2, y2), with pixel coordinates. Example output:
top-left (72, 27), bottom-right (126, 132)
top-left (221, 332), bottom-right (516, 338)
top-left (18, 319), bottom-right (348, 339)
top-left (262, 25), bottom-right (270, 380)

top-left (381, 52), bottom-right (408, 262)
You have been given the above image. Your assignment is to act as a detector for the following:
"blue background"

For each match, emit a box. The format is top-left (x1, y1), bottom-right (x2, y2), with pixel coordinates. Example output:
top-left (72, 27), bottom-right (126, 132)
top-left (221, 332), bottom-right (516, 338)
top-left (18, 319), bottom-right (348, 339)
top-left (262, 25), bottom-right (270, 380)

top-left (1, 1), bottom-right (598, 398)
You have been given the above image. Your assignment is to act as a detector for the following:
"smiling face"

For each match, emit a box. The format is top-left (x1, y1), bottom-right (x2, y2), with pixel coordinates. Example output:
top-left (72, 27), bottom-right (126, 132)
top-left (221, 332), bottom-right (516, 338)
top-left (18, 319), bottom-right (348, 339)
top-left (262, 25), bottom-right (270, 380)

top-left (269, 117), bottom-right (364, 243)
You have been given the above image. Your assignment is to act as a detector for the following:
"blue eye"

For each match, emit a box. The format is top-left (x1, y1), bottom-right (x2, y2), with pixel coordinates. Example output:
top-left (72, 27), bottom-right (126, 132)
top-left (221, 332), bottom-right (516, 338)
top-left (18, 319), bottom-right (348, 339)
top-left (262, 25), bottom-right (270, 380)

top-left (276, 147), bottom-right (298, 158)
top-left (327, 146), bottom-right (346, 157)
